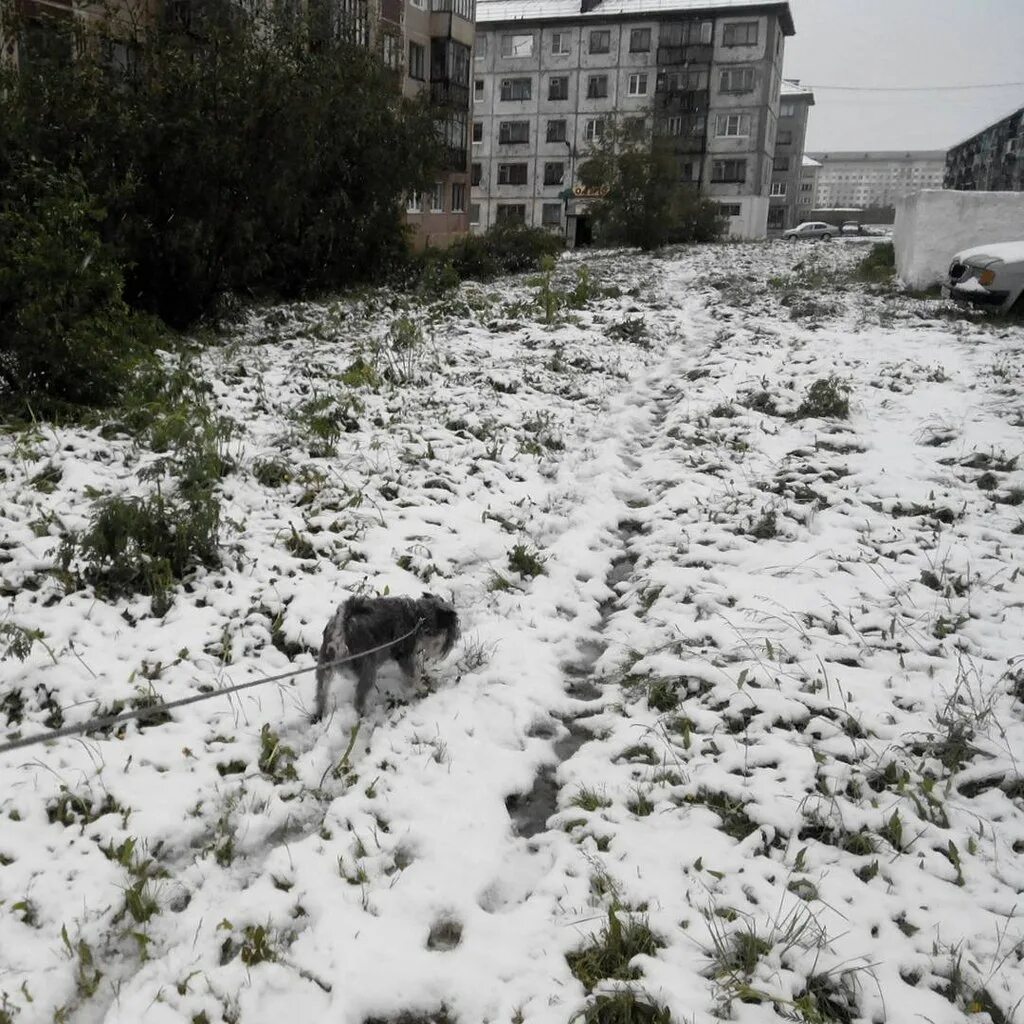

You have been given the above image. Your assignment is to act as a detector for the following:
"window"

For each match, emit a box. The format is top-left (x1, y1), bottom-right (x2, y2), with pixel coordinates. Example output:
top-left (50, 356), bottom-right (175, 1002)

top-left (500, 33), bottom-right (534, 58)
top-left (770, 182), bottom-right (786, 197)
top-left (679, 160), bottom-right (698, 182)
top-left (767, 206), bottom-right (785, 228)
top-left (586, 74), bottom-right (608, 99)
top-left (712, 159), bottom-right (746, 183)
top-left (496, 203), bottom-right (526, 224)
top-left (627, 73), bottom-right (648, 96)
top-left (408, 41), bottom-right (426, 80)
top-left (430, 182), bottom-right (444, 212)
top-left (659, 68), bottom-right (708, 92)
top-left (544, 161), bottom-right (564, 185)
top-left (720, 67), bottom-right (754, 92)
top-left (381, 33), bottom-right (400, 69)
top-left (662, 20), bottom-right (711, 46)
top-left (667, 116), bottom-right (682, 136)
top-left (715, 113), bottom-right (750, 137)
top-left (718, 202), bottom-right (741, 217)
top-left (472, 121), bottom-right (483, 143)
top-left (551, 31), bottom-right (570, 54)
top-left (542, 203), bottom-right (562, 226)
top-left (584, 118), bottom-right (605, 141)
top-left (774, 156), bottom-right (791, 172)
top-left (723, 20), bottom-right (759, 46)
top-left (800, 182), bottom-right (813, 192)
top-left (409, 0), bottom-right (425, 8)
top-left (501, 77), bottom-right (531, 101)
top-left (497, 162), bottom-right (528, 185)
top-left (780, 102), bottom-right (796, 117)
top-left (474, 33), bottom-right (486, 60)
top-left (474, 78), bottom-right (484, 102)
top-left (777, 129), bottom-right (793, 146)
top-left (406, 193), bottom-right (422, 213)
top-left (629, 27), bottom-right (650, 52)
top-left (498, 120), bottom-right (529, 144)
top-left (548, 75), bottom-right (568, 100)
top-left (589, 29), bottom-right (610, 54)
top-left (471, 162), bottom-right (482, 186)
top-left (451, 182), bottom-right (466, 211)
top-left (546, 119), bottom-right (567, 142)
top-left (469, 202), bottom-right (481, 224)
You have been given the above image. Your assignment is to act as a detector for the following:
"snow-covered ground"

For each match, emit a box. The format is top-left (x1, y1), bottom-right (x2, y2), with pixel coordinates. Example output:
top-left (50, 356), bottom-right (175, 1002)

top-left (2, 240), bottom-right (1023, 1024)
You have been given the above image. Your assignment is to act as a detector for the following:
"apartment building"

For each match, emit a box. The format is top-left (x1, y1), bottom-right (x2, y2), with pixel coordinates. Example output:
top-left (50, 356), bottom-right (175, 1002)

top-left (945, 105), bottom-right (1024, 193)
top-left (797, 154), bottom-right (819, 215)
top-left (471, 0), bottom-right (796, 242)
top-left (3, 0), bottom-right (473, 247)
top-left (807, 150), bottom-right (945, 216)
top-left (766, 78), bottom-right (812, 230)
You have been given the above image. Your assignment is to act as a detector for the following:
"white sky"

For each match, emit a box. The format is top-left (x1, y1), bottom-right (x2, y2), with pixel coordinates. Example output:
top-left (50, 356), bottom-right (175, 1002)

top-left (785, 0), bottom-right (1024, 151)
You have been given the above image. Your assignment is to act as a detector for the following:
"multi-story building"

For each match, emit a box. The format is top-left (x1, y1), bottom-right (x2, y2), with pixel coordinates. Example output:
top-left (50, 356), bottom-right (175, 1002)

top-left (766, 77), bottom-right (812, 230)
top-left (797, 154), bottom-right (819, 216)
top-left (471, 0), bottom-right (796, 242)
top-left (807, 150), bottom-right (945, 218)
top-left (3, 0), bottom-right (472, 248)
top-left (945, 105), bottom-right (1024, 193)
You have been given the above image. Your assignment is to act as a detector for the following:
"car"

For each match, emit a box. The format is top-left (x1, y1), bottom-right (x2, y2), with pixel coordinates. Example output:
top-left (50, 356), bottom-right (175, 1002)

top-left (783, 221), bottom-right (837, 241)
top-left (841, 221), bottom-right (864, 235)
top-left (943, 241), bottom-right (1024, 314)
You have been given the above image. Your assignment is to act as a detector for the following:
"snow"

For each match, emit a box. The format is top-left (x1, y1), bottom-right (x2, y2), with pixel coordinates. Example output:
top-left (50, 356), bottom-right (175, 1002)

top-left (955, 240), bottom-right (1024, 265)
top-left (895, 188), bottom-right (1024, 289)
top-left (2, 242), bottom-right (1024, 1024)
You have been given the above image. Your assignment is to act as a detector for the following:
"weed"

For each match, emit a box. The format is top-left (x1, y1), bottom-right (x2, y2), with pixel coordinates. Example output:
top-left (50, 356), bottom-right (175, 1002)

top-left (646, 678), bottom-right (679, 713)
top-left (59, 490), bottom-right (219, 617)
top-left (793, 376), bottom-right (851, 420)
top-left (750, 509), bottom-right (778, 540)
top-left (566, 908), bottom-right (664, 992)
top-left (47, 788), bottom-right (127, 828)
top-left (572, 991), bottom-right (673, 1024)
top-left (240, 925), bottom-right (277, 966)
top-left (372, 316), bottom-right (428, 384)
top-left (854, 242), bottom-right (895, 284)
top-left (627, 789), bottom-right (654, 817)
top-left (507, 543), bottom-right (546, 578)
top-left (0, 623), bottom-right (44, 663)
top-left (258, 724), bottom-right (298, 783)
top-left (253, 458), bottom-right (294, 489)
top-left (341, 356), bottom-right (381, 389)
top-left (290, 391), bottom-right (359, 456)
top-left (687, 789), bottom-right (758, 840)
top-left (608, 316), bottom-right (648, 347)
top-left (571, 787), bottom-right (612, 812)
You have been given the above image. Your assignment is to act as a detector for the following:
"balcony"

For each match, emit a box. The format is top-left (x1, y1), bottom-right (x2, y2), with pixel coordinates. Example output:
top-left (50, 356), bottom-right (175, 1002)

top-left (655, 89), bottom-right (709, 113)
top-left (657, 43), bottom-right (713, 65)
top-left (430, 80), bottom-right (470, 110)
top-left (445, 146), bottom-right (469, 172)
top-left (381, 0), bottom-right (401, 22)
top-left (668, 135), bottom-right (706, 154)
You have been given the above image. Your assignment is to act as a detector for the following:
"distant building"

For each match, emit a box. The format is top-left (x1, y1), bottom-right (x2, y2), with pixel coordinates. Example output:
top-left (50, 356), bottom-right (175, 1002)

top-left (471, 0), bottom-right (797, 242)
top-left (945, 105), bottom-right (1024, 192)
top-left (807, 150), bottom-right (945, 218)
top-left (797, 154), bottom-right (820, 216)
top-left (767, 78), bottom-right (813, 230)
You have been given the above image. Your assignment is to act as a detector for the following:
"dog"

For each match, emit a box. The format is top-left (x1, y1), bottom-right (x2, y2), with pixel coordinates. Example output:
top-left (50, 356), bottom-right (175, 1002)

top-left (312, 593), bottom-right (459, 721)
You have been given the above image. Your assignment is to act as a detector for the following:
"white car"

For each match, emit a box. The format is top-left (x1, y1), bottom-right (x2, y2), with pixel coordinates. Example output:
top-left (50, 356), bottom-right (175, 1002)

top-left (944, 242), bottom-right (1024, 313)
top-left (783, 221), bottom-right (837, 241)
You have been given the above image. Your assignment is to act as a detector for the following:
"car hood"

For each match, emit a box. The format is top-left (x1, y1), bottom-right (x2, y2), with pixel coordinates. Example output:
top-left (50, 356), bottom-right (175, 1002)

top-left (953, 241), bottom-right (1024, 268)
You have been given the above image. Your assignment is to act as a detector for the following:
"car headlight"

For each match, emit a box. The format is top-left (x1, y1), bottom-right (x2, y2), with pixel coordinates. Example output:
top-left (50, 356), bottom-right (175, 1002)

top-left (978, 269), bottom-right (996, 286)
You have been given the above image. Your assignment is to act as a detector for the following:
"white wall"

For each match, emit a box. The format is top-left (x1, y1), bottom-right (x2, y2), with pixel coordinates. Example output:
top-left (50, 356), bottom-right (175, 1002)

top-left (722, 195), bottom-right (769, 239)
top-left (895, 190), bottom-right (1024, 289)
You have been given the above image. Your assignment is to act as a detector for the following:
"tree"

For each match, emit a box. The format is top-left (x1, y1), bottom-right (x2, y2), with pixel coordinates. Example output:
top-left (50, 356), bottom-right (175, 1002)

top-left (577, 120), bottom-right (724, 250)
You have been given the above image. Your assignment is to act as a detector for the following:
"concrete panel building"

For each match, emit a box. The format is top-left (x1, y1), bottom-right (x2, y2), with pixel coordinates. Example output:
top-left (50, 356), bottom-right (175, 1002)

top-left (945, 105), bottom-right (1024, 193)
top-left (807, 150), bottom-right (945, 220)
top-left (766, 77), bottom-right (812, 231)
top-left (471, 0), bottom-right (795, 242)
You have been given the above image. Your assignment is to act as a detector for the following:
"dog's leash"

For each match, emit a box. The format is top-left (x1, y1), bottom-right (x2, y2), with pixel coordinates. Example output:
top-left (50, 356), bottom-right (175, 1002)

top-left (0, 624), bottom-right (423, 757)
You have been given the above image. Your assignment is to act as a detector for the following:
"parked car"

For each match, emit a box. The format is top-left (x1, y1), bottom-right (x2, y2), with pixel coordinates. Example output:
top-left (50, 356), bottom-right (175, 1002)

top-left (783, 222), bottom-right (837, 241)
top-left (943, 241), bottom-right (1024, 313)
top-left (841, 221), bottom-right (867, 235)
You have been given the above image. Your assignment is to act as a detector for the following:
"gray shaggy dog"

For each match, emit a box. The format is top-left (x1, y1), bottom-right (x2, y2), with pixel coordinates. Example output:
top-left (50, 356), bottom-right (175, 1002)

top-left (313, 594), bottom-right (459, 721)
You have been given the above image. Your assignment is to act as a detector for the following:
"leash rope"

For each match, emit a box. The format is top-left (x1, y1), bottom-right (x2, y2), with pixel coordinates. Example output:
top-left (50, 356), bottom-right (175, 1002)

top-left (0, 622), bottom-right (423, 756)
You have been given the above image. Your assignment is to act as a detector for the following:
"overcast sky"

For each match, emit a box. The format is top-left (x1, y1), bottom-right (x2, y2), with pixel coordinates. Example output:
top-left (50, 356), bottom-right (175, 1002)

top-left (784, 0), bottom-right (1024, 153)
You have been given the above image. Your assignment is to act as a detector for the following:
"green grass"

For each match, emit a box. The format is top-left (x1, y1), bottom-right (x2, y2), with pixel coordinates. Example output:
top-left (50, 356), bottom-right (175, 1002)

top-left (571, 787), bottom-right (612, 812)
top-left (566, 908), bottom-right (664, 992)
top-left (507, 543), bottom-right (547, 578)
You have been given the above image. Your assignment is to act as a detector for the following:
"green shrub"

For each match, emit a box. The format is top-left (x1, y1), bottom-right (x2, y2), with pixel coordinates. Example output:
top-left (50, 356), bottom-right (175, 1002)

top-left (0, 158), bottom-right (158, 412)
top-left (445, 223), bottom-right (564, 281)
top-left (793, 375), bottom-right (851, 420)
top-left (855, 242), bottom-right (895, 283)
top-left (60, 491), bottom-right (220, 615)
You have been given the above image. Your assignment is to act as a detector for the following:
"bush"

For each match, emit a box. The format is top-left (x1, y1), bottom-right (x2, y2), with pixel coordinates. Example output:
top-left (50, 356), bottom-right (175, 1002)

top-left (855, 242), bottom-right (895, 284)
top-left (0, 158), bottom-right (157, 412)
top-left (794, 375), bottom-right (851, 420)
top-left (60, 491), bottom-right (220, 616)
top-left (0, 0), bottom-right (444, 328)
top-left (446, 223), bottom-right (564, 282)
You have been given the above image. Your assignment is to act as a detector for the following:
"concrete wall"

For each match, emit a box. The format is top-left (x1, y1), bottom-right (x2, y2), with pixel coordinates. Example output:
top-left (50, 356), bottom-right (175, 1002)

top-left (895, 189), bottom-right (1024, 289)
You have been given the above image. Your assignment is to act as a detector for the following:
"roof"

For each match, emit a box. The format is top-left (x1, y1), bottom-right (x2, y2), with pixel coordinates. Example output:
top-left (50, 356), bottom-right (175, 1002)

top-left (802, 155), bottom-right (821, 168)
top-left (947, 102), bottom-right (1024, 151)
top-left (781, 79), bottom-right (814, 101)
top-left (477, 0), bottom-right (795, 34)
top-left (806, 150), bottom-right (947, 163)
